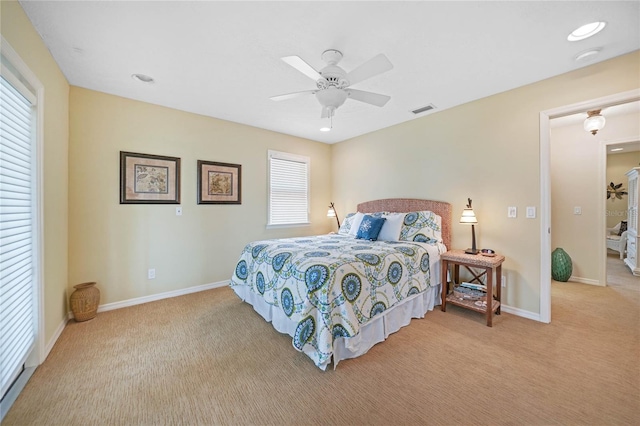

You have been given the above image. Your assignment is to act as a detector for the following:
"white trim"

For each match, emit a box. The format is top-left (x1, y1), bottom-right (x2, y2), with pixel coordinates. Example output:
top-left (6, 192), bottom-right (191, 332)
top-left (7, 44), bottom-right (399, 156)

top-left (44, 315), bottom-right (69, 361)
top-left (540, 88), bottom-right (640, 324)
top-left (568, 276), bottom-right (602, 286)
top-left (601, 136), bottom-right (640, 285)
top-left (500, 304), bottom-right (540, 322)
top-left (67, 280), bottom-right (229, 319)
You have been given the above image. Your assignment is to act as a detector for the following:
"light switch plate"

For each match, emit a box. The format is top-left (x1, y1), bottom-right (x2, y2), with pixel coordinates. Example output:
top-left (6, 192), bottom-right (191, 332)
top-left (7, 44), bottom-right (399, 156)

top-left (574, 206), bottom-right (582, 215)
top-left (507, 206), bottom-right (517, 218)
top-left (526, 206), bottom-right (536, 218)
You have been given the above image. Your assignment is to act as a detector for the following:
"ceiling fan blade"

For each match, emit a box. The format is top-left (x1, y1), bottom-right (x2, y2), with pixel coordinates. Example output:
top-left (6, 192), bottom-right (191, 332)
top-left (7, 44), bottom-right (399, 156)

top-left (281, 56), bottom-right (323, 81)
top-left (270, 90), bottom-right (316, 101)
top-left (346, 89), bottom-right (390, 107)
top-left (347, 54), bottom-right (393, 86)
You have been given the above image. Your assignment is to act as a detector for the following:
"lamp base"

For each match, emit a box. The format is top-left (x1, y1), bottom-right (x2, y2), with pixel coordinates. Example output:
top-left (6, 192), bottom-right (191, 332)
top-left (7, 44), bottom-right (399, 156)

top-left (465, 248), bottom-right (479, 255)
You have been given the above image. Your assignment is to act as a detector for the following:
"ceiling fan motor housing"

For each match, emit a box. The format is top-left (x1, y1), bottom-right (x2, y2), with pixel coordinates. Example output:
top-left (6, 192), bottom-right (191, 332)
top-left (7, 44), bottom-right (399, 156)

top-left (317, 64), bottom-right (349, 89)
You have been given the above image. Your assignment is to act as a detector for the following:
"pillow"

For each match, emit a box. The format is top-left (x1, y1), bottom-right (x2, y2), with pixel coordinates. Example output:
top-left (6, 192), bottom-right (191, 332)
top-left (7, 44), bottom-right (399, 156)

top-left (338, 213), bottom-right (357, 235)
top-left (356, 215), bottom-right (386, 241)
top-left (619, 221), bottom-right (628, 236)
top-left (377, 212), bottom-right (405, 241)
top-left (348, 212), bottom-right (366, 236)
top-left (399, 210), bottom-right (443, 244)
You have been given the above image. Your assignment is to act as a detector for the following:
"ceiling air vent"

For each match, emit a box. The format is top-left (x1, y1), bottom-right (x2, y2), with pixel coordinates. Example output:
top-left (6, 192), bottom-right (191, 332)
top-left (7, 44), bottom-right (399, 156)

top-left (411, 104), bottom-right (436, 115)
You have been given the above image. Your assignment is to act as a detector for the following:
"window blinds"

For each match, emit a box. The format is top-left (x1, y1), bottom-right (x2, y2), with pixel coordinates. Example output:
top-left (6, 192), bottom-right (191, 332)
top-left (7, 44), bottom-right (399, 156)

top-left (269, 152), bottom-right (309, 226)
top-left (0, 74), bottom-right (36, 399)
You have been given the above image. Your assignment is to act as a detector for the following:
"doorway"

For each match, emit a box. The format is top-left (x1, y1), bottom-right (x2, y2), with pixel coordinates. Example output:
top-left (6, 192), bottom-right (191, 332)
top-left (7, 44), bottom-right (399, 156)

top-left (539, 88), bottom-right (640, 323)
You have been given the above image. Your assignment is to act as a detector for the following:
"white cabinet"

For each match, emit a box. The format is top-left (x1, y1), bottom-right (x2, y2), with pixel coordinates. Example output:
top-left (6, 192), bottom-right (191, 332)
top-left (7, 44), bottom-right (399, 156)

top-left (624, 167), bottom-right (640, 276)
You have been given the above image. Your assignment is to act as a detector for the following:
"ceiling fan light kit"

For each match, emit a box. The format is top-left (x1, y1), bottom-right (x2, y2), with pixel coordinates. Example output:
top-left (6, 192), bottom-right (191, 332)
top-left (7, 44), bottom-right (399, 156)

top-left (271, 49), bottom-right (393, 126)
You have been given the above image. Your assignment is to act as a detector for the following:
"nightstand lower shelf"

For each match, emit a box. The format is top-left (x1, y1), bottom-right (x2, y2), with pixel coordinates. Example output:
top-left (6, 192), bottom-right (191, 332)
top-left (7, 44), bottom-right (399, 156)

top-left (445, 294), bottom-right (500, 315)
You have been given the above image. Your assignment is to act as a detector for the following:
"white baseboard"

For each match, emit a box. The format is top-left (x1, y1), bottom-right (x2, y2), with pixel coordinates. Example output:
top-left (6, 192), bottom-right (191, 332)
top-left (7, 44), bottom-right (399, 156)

top-left (67, 280), bottom-right (229, 319)
top-left (500, 304), bottom-right (541, 322)
top-left (568, 276), bottom-right (602, 286)
top-left (44, 314), bottom-right (69, 361)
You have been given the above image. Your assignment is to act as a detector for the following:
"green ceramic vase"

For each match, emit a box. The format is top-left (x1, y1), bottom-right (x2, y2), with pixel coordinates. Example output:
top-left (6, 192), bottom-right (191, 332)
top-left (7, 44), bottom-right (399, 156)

top-left (551, 248), bottom-right (572, 282)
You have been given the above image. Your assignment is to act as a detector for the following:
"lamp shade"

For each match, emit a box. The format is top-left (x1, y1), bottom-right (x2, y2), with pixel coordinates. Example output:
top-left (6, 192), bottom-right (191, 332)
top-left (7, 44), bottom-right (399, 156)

top-left (584, 110), bottom-right (606, 135)
top-left (460, 208), bottom-right (477, 224)
top-left (327, 208), bottom-right (336, 217)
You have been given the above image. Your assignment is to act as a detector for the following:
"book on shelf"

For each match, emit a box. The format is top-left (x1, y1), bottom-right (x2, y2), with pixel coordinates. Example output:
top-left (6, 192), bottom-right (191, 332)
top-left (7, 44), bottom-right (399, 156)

top-left (460, 282), bottom-right (487, 292)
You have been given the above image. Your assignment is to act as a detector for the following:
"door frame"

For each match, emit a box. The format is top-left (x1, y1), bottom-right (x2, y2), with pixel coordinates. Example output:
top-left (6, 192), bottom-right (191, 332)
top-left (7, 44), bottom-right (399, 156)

top-left (539, 88), bottom-right (640, 323)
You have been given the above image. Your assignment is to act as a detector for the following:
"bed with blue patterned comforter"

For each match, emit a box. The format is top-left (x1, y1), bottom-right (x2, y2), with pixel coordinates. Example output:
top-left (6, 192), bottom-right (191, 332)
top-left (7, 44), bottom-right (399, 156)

top-left (230, 233), bottom-right (443, 370)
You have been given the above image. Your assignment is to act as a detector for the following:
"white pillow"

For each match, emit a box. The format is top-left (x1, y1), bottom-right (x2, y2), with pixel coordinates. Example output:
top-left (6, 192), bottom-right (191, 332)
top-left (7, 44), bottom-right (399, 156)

top-left (377, 213), bottom-right (405, 241)
top-left (348, 212), bottom-right (366, 236)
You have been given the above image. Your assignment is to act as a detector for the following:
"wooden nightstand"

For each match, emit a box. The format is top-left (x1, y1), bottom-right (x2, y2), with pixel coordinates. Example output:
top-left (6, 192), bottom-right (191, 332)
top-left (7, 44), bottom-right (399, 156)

top-left (440, 249), bottom-right (505, 327)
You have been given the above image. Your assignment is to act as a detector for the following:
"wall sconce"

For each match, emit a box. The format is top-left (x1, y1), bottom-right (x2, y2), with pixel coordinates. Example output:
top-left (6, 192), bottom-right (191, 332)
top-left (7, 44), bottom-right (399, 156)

top-left (327, 202), bottom-right (340, 228)
top-left (584, 109), bottom-right (606, 135)
top-left (460, 198), bottom-right (478, 255)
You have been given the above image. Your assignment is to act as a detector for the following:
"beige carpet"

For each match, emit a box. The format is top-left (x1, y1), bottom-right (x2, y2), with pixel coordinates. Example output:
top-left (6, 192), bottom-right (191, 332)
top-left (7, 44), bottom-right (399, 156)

top-left (4, 261), bottom-right (639, 425)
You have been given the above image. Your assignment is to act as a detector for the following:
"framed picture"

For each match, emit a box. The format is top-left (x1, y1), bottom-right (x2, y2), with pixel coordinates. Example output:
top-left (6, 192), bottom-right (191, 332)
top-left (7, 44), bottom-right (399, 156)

top-left (197, 160), bottom-right (241, 204)
top-left (120, 151), bottom-right (181, 204)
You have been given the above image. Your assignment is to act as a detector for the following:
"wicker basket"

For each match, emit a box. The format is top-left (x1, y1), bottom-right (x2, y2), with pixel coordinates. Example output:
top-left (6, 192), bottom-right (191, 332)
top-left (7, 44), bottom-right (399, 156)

top-left (453, 285), bottom-right (486, 301)
top-left (70, 282), bottom-right (100, 322)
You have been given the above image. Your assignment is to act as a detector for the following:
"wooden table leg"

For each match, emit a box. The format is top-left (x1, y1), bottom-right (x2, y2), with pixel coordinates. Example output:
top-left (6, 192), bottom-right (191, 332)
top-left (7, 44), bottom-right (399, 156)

top-left (486, 266), bottom-right (493, 327)
top-left (441, 259), bottom-right (448, 311)
top-left (496, 264), bottom-right (502, 315)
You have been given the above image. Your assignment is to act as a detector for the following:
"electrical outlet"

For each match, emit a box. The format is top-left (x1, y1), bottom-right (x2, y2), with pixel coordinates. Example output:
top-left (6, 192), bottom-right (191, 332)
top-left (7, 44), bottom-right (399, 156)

top-left (148, 268), bottom-right (156, 279)
top-left (507, 206), bottom-right (517, 218)
top-left (176, 206), bottom-right (182, 216)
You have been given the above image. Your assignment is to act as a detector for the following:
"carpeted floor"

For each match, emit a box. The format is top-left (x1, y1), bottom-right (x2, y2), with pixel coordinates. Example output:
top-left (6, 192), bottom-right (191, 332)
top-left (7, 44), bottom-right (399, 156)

top-left (4, 256), bottom-right (639, 425)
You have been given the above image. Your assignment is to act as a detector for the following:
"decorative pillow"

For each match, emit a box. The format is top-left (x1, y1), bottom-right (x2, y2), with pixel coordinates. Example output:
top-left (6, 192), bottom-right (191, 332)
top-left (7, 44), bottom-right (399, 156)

top-left (338, 213), bottom-right (357, 235)
top-left (348, 212), bottom-right (366, 236)
top-left (399, 210), bottom-right (443, 244)
top-left (356, 215), bottom-right (387, 241)
top-left (377, 213), bottom-right (405, 241)
top-left (619, 221), bottom-right (627, 236)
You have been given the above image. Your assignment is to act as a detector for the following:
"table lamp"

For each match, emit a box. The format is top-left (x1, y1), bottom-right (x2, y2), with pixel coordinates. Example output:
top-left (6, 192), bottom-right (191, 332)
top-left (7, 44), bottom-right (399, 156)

top-left (327, 202), bottom-right (341, 228)
top-left (460, 198), bottom-right (478, 254)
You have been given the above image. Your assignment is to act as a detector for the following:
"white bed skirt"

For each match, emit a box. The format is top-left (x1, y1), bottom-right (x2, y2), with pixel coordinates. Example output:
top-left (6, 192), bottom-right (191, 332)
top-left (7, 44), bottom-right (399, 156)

top-left (232, 283), bottom-right (442, 370)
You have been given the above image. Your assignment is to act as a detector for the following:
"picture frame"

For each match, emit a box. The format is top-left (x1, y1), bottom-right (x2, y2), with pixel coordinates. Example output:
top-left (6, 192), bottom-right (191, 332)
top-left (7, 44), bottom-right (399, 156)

top-left (197, 160), bottom-right (242, 204)
top-left (120, 151), bottom-right (181, 204)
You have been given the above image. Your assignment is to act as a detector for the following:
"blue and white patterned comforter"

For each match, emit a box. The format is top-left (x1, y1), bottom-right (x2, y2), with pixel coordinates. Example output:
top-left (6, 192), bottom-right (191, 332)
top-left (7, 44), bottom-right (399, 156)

top-left (230, 234), bottom-right (440, 369)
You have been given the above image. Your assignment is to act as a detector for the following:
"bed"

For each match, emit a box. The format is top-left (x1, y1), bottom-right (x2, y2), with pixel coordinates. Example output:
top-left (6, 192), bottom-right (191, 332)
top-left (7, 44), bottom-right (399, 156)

top-left (230, 198), bottom-right (452, 370)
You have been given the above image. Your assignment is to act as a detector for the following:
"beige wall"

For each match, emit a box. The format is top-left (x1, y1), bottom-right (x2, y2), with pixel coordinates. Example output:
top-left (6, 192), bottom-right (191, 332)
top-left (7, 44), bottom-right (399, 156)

top-left (551, 112), bottom-right (640, 282)
top-left (607, 151), bottom-right (640, 228)
top-left (69, 87), bottom-right (332, 305)
top-left (1, 1), bottom-right (70, 344)
top-left (332, 51), bottom-right (640, 315)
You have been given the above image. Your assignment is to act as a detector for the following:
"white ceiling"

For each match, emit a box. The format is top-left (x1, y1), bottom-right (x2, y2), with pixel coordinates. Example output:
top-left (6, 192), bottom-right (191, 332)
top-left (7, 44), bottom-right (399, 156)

top-left (19, 1), bottom-right (640, 144)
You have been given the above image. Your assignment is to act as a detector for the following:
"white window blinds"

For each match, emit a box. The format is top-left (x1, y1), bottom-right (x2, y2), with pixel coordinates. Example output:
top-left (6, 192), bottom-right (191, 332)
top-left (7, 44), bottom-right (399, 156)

top-left (0, 73), bottom-right (36, 399)
top-left (268, 150), bottom-right (310, 226)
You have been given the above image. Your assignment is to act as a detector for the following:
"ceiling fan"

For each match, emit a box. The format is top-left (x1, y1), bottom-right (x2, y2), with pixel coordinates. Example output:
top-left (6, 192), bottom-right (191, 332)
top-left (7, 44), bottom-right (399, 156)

top-left (270, 49), bottom-right (394, 120)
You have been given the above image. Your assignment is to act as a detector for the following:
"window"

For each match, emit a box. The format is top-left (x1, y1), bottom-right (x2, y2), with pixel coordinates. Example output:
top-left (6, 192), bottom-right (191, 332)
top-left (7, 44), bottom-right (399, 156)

top-left (268, 150), bottom-right (310, 226)
top-left (0, 39), bottom-right (41, 420)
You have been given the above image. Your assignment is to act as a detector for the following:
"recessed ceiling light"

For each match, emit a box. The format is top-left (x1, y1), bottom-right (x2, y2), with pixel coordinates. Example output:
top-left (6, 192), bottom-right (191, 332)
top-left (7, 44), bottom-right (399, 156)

top-left (575, 48), bottom-right (601, 62)
top-left (611, 148), bottom-right (624, 152)
top-left (567, 21), bottom-right (606, 41)
top-left (131, 73), bottom-right (154, 84)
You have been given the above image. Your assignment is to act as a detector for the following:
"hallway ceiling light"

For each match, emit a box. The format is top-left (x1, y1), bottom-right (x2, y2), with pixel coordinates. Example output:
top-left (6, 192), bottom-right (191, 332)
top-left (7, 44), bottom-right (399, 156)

top-left (584, 109), bottom-right (606, 135)
top-left (567, 21), bottom-right (606, 41)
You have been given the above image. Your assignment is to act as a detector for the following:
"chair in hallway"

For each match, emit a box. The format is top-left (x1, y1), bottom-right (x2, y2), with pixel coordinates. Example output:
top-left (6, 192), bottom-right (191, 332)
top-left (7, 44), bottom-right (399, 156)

top-left (606, 221), bottom-right (628, 260)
